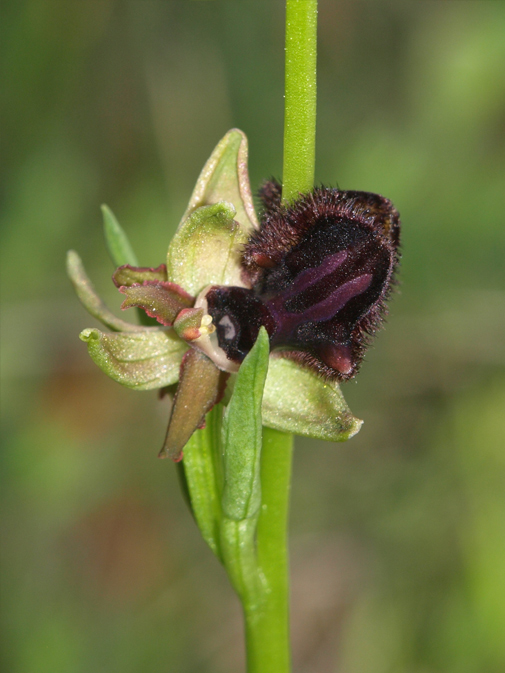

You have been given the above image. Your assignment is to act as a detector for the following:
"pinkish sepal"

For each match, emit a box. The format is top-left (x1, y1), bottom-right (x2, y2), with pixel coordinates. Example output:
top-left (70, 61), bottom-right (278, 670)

top-left (112, 263), bottom-right (168, 288)
top-left (119, 280), bottom-right (193, 326)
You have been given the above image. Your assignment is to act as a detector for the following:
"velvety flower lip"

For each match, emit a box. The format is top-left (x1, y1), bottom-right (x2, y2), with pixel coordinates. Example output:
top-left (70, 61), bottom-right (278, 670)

top-left (203, 180), bottom-right (400, 381)
top-left (68, 129), bottom-right (364, 461)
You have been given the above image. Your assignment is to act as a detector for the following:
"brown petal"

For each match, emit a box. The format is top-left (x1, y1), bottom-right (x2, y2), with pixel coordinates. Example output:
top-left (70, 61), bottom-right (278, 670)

top-left (159, 349), bottom-right (228, 461)
top-left (112, 264), bottom-right (168, 288)
top-left (119, 281), bottom-right (193, 326)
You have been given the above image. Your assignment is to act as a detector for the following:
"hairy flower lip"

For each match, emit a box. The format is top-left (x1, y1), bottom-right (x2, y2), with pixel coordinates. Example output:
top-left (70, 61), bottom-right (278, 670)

top-left (241, 180), bottom-right (400, 381)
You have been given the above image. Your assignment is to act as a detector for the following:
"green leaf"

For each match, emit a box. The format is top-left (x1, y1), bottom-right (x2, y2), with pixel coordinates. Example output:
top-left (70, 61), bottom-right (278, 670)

top-left (262, 356), bottom-right (363, 441)
top-left (67, 250), bottom-right (145, 332)
top-left (219, 516), bottom-right (260, 601)
top-left (181, 405), bottom-right (224, 559)
top-left (102, 204), bottom-right (139, 267)
top-left (79, 328), bottom-right (187, 390)
top-left (181, 128), bottom-right (259, 235)
top-left (167, 202), bottom-right (249, 296)
top-left (221, 327), bottom-right (270, 521)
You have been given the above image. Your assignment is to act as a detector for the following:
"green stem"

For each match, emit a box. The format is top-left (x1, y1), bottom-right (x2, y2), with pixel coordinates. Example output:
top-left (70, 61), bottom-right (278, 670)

top-left (240, 2), bottom-right (317, 668)
top-left (243, 428), bottom-right (293, 673)
top-left (282, 0), bottom-right (318, 203)
top-left (183, 4), bottom-right (318, 671)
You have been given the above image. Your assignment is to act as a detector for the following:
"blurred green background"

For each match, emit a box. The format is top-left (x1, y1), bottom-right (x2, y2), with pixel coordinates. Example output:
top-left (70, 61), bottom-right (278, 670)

top-left (1, 1), bottom-right (504, 671)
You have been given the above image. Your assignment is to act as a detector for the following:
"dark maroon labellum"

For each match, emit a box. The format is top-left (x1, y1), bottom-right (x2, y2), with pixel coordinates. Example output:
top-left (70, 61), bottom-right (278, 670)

top-left (206, 181), bottom-right (400, 381)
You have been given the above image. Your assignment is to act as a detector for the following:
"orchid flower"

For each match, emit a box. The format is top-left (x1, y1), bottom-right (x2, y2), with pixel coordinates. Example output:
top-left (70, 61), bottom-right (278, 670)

top-left (67, 129), bottom-right (363, 461)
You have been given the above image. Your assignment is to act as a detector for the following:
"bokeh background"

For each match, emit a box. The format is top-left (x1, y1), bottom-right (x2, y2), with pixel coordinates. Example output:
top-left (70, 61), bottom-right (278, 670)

top-left (1, 1), bottom-right (505, 671)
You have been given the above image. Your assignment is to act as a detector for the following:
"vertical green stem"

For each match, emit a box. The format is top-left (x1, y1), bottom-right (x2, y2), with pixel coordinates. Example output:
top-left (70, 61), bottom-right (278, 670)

top-left (282, 0), bottom-right (318, 203)
top-left (244, 428), bottom-right (294, 673)
top-left (184, 4), bottom-right (318, 671)
top-left (241, 2), bottom-right (317, 669)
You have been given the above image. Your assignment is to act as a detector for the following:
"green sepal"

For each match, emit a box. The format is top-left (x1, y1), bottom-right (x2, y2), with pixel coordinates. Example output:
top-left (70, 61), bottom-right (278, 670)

top-left (181, 128), bottom-right (259, 235)
top-left (79, 328), bottom-right (187, 390)
top-left (221, 327), bottom-right (270, 521)
top-left (262, 356), bottom-right (363, 441)
top-left (167, 202), bottom-right (249, 296)
top-left (102, 204), bottom-right (139, 267)
top-left (67, 250), bottom-right (144, 332)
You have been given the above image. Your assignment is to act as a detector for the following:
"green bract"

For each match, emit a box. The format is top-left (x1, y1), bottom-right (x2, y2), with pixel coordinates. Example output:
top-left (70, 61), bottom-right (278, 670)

top-left (221, 327), bottom-right (270, 521)
top-left (68, 128), bottom-right (362, 458)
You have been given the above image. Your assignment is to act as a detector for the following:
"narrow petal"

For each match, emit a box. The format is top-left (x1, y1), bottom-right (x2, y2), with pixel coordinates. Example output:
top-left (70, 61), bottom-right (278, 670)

top-left (159, 349), bottom-right (228, 461)
top-left (181, 128), bottom-right (259, 234)
top-left (262, 356), bottom-right (363, 441)
top-left (167, 202), bottom-right (250, 296)
top-left (80, 328), bottom-right (187, 390)
top-left (112, 264), bottom-right (168, 287)
top-left (119, 281), bottom-right (193, 326)
top-left (67, 250), bottom-right (145, 332)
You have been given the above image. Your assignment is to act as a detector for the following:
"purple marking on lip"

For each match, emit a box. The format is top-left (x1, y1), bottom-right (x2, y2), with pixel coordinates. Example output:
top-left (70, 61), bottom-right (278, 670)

top-left (285, 250), bottom-right (348, 298)
top-left (300, 273), bottom-right (373, 322)
top-left (268, 273), bottom-right (373, 341)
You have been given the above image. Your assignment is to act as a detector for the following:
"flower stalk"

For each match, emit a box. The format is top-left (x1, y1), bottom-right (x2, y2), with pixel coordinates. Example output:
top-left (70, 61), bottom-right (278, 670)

top-left (244, 428), bottom-right (293, 673)
top-left (282, 0), bottom-right (318, 203)
top-left (239, 1), bottom-right (318, 669)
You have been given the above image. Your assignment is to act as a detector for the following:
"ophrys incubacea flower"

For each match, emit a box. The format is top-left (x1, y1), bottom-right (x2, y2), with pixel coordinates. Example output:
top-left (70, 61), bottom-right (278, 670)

top-left (68, 129), bottom-right (400, 460)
